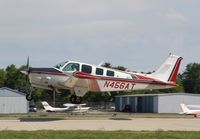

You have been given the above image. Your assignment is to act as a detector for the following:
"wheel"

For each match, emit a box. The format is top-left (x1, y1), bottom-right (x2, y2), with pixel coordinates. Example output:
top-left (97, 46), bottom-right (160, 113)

top-left (26, 93), bottom-right (33, 101)
top-left (70, 95), bottom-right (82, 104)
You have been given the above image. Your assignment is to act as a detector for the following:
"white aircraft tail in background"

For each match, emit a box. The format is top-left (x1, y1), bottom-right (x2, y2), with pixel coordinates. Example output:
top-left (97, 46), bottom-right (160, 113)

top-left (180, 104), bottom-right (200, 117)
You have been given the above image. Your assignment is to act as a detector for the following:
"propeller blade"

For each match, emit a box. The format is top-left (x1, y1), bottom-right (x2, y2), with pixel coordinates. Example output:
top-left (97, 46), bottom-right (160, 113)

top-left (21, 56), bottom-right (30, 75)
top-left (27, 56), bottom-right (29, 69)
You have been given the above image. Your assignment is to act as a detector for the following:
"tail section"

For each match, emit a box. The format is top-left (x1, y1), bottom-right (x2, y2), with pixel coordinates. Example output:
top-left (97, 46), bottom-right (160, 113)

top-left (180, 104), bottom-right (191, 114)
top-left (150, 54), bottom-right (183, 82)
top-left (41, 101), bottom-right (53, 111)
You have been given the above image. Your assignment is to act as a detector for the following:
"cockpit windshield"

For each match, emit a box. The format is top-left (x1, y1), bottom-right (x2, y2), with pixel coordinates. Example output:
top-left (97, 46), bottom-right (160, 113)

top-left (63, 63), bottom-right (80, 72)
top-left (54, 61), bottom-right (68, 69)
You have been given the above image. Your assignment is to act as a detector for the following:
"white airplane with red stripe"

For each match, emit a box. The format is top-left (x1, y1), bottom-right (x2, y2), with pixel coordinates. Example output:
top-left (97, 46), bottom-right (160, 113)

top-left (180, 104), bottom-right (200, 117)
top-left (22, 54), bottom-right (182, 104)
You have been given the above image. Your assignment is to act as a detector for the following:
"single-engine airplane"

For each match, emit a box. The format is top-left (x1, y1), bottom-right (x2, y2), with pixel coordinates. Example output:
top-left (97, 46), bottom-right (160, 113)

top-left (41, 101), bottom-right (90, 112)
top-left (22, 54), bottom-right (182, 104)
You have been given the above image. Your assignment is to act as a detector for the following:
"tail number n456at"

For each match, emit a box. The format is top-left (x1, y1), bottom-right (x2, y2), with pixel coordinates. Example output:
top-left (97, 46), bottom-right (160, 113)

top-left (103, 81), bottom-right (135, 90)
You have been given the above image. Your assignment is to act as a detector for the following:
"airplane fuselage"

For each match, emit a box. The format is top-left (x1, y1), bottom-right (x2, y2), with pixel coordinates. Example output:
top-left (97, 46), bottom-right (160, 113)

top-left (28, 60), bottom-right (176, 97)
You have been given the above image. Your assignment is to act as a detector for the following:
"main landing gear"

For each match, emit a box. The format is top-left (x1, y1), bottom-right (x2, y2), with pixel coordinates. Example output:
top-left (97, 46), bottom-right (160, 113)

top-left (70, 95), bottom-right (82, 104)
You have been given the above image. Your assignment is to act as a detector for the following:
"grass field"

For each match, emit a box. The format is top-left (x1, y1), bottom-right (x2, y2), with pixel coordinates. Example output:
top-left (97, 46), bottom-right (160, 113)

top-left (0, 131), bottom-right (200, 139)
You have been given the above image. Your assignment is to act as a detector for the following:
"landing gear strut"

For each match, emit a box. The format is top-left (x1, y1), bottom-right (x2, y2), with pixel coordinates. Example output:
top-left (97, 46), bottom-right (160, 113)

top-left (53, 88), bottom-right (56, 106)
top-left (70, 95), bottom-right (82, 104)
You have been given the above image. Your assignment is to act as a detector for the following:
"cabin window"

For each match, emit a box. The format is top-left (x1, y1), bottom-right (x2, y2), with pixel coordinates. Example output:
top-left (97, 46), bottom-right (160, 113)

top-left (82, 64), bottom-right (92, 74)
top-left (107, 70), bottom-right (115, 77)
top-left (63, 63), bottom-right (80, 71)
top-left (96, 68), bottom-right (103, 75)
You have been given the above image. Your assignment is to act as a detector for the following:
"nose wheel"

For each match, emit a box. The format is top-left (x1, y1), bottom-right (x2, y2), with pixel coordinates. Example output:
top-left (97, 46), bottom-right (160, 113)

top-left (26, 93), bottom-right (33, 101)
top-left (70, 95), bottom-right (82, 104)
top-left (25, 87), bottom-right (34, 101)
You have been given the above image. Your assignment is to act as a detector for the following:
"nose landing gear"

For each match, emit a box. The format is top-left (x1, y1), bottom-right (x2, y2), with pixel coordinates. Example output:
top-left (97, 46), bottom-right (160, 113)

top-left (26, 93), bottom-right (33, 101)
top-left (25, 87), bottom-right (34, 101)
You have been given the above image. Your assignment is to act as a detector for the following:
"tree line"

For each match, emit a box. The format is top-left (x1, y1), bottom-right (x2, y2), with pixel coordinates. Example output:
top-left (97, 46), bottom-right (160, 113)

top-left (0, 62), bottom-right (199, 103)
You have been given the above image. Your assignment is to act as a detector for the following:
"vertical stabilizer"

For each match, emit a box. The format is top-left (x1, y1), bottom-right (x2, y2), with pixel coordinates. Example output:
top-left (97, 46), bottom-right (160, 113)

top-left (180, 104), bottom-right (191, 114)
top-left (150, 54), bottom-right (183, 82)
top-left (41, 101), bottom-right (53, 111)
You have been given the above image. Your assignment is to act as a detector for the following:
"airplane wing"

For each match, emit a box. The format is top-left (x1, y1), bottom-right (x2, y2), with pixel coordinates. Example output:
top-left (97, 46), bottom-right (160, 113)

top-left (58, 73), bottom-right (90, 97)
top-left (60, 76), bottom-right (79, 88)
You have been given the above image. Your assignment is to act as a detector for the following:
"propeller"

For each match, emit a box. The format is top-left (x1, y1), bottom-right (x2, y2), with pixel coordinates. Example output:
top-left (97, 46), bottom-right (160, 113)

top-left (26, 56), bottom-right (29, 69)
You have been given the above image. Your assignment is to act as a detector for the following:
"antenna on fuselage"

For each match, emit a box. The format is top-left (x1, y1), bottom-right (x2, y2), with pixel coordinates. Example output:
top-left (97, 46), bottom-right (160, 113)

top-left (98, 61), bottom-right (104, 67)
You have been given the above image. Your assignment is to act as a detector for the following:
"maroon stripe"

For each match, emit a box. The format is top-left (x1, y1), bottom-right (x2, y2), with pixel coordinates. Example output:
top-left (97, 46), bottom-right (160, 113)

top-left (168, 57), bottom-right (183, 82)
top-left (132, 74), bottom-right (154, 80)
top-left (74, 72), bottom-right (176, 86)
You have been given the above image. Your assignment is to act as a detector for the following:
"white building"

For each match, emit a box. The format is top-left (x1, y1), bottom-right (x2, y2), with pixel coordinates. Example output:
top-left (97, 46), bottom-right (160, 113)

top-left (115, 93), bottom-right (200, 113)
top-left (0, 87), bottom-right (28, 114)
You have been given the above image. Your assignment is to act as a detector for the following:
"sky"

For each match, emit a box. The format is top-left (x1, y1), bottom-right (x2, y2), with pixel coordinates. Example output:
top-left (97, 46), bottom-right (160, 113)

top-left (0, 0), bottom-right (199, 73)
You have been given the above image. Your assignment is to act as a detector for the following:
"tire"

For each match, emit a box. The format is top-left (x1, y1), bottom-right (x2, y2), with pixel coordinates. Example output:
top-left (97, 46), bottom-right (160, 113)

top-left (26, 93), bottom-right (33, 101)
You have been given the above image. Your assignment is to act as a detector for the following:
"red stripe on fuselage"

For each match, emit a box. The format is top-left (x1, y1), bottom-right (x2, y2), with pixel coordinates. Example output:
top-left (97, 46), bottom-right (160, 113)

top-left (74, 72), bottom-right (176, 87)
top-left (132, 74), bottom-right (154, 80)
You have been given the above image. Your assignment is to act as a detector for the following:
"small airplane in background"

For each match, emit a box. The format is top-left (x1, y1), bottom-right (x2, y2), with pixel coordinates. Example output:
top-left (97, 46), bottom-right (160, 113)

top-left (187, 105), bottom-right (200, 109)
top-left (180, 104), bottom-right (200, 117)
top-left (22, 54), bottom-right (182, 104)
top-left (41, 101), bottom-right (90, 113)
top-left (63, 103), bottom-right (91, 113)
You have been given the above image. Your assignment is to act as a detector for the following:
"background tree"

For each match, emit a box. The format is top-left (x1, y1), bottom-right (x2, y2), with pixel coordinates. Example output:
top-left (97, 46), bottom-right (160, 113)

top-left (157, 75), bottom-right (184, 93)
top-left (5, 64), bottom-right (21, 89)
top-left (182, 63), bottom-right (200, 93)
top-left (101, 62), bottom-right (112, 68)
top-left (83, 92), bottom-right (111, 102)
top-left (113, 66), bottom-right (127, 71)
top-left (102, 62), bottom-right (127, 71)
top-left (0, 69), bottom-right (6, 87)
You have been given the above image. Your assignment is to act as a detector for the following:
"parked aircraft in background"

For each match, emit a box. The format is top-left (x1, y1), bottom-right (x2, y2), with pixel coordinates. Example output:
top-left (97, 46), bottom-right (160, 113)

top-left (187, 105), bottom-right (200, 109)
top-left (63, 103), bottom-right (90, 113)
top-left (41, 101), bottom-right (71, 112)
top-left (180, 104), bottom-right (200, 117)
top-left (22, 54), bottom-right (182, 104)
top-left (41, 101), bottom-right (90, 113)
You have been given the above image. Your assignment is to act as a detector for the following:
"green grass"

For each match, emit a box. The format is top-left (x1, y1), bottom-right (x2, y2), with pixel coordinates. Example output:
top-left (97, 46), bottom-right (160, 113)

top-left (0, 131), bottom-right (200, 139)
